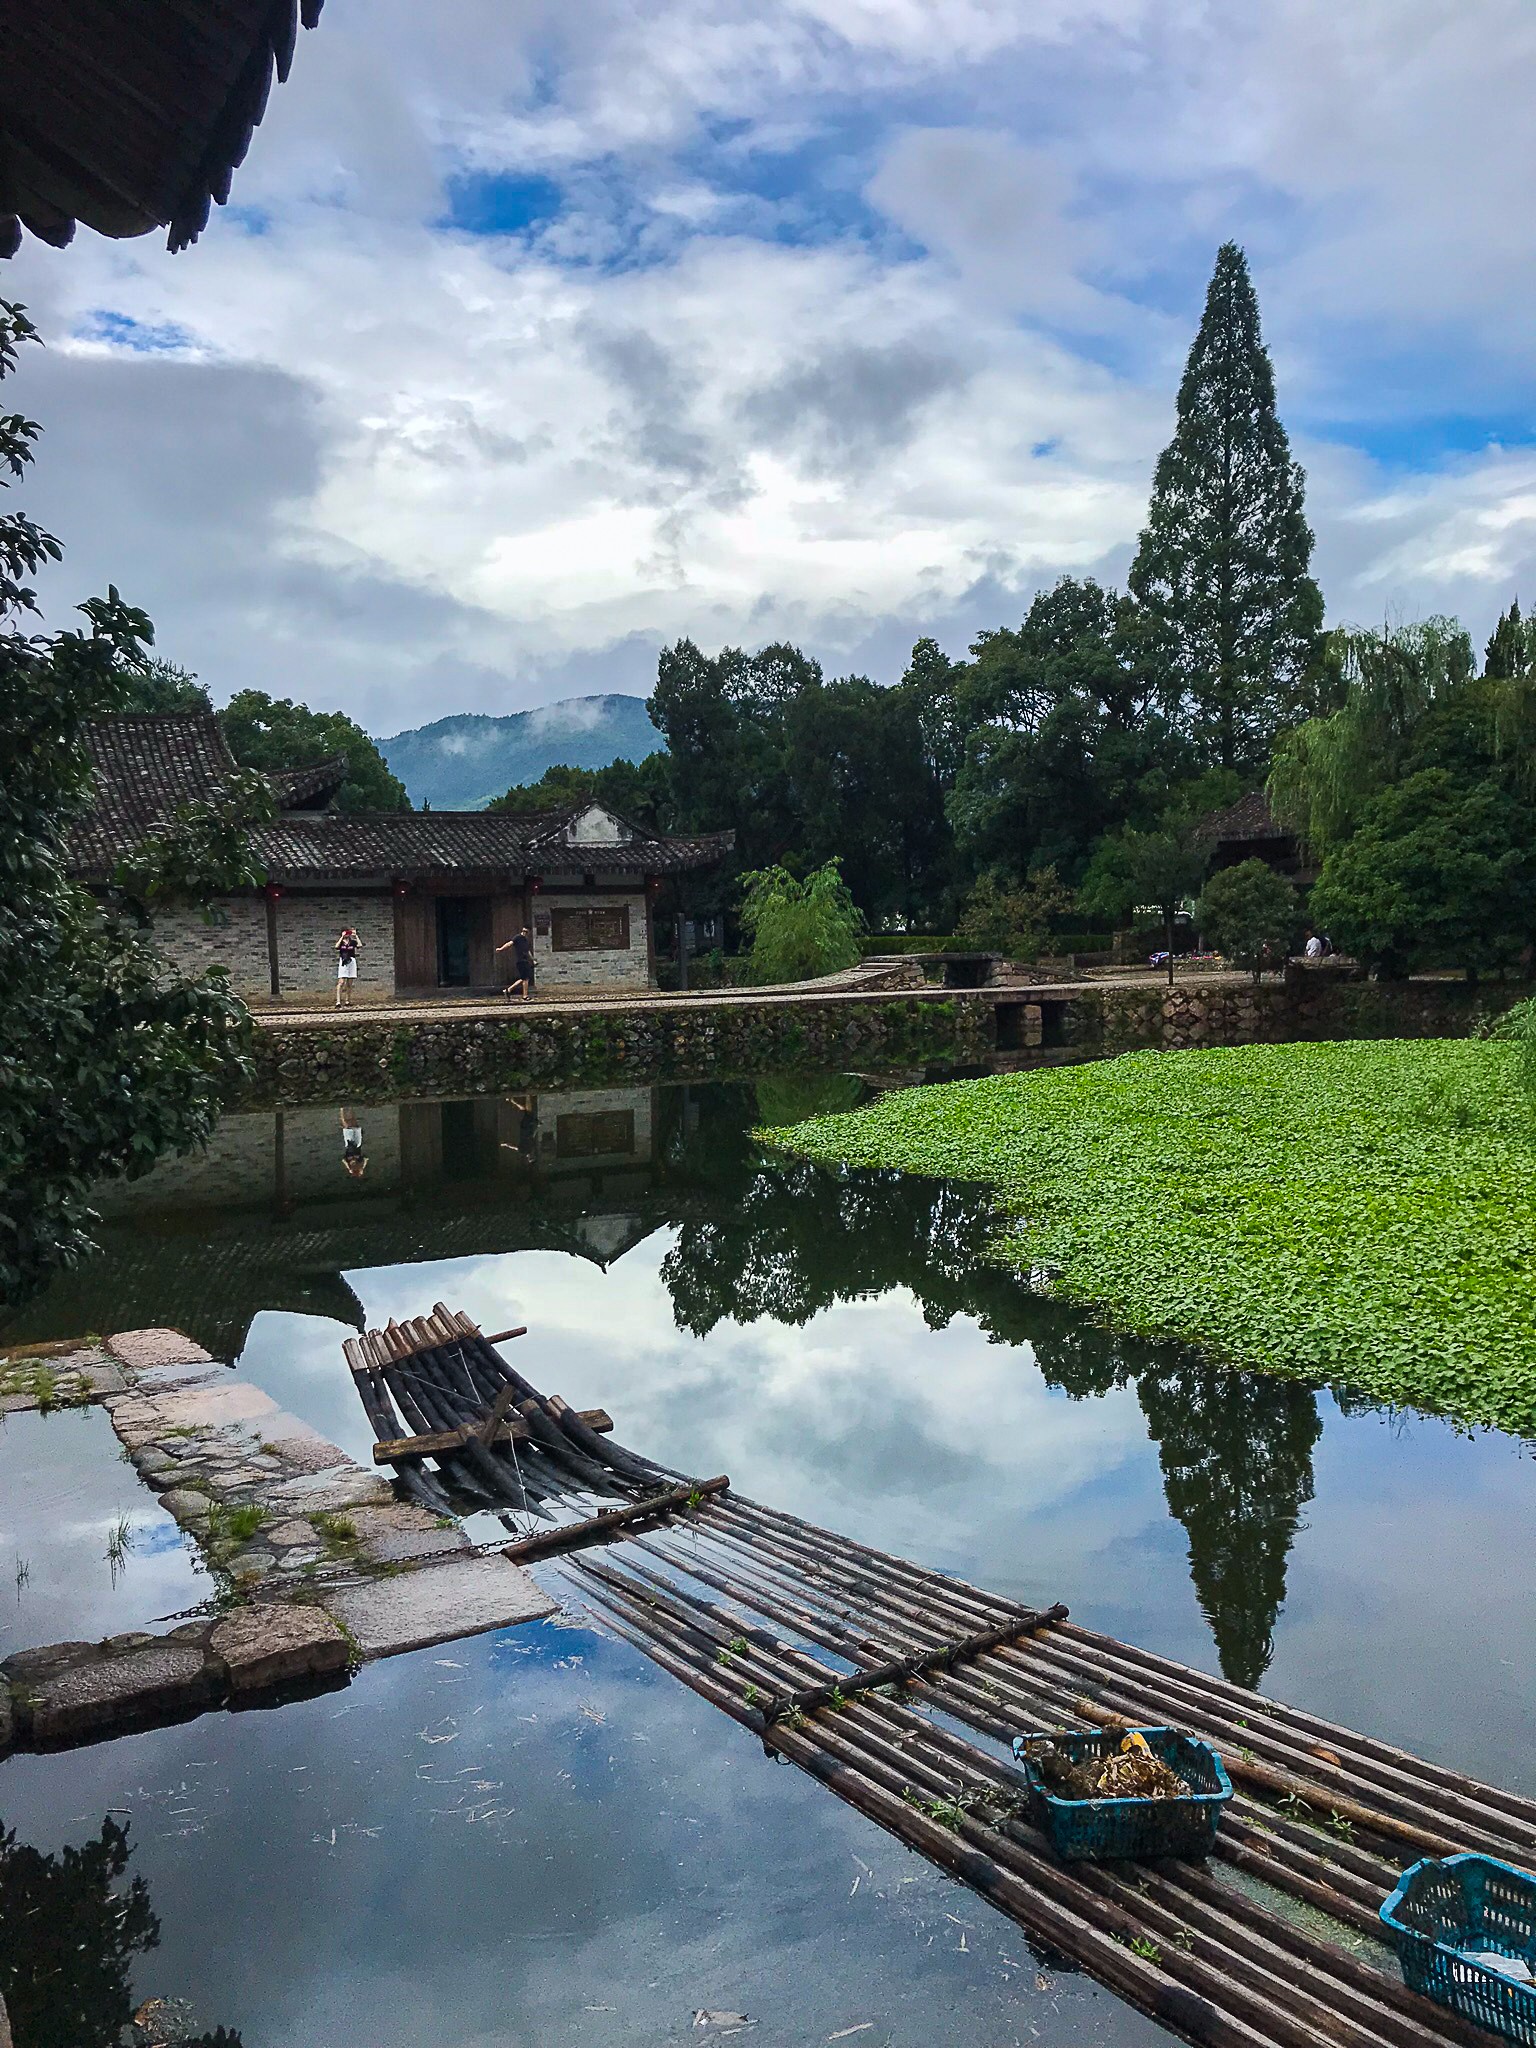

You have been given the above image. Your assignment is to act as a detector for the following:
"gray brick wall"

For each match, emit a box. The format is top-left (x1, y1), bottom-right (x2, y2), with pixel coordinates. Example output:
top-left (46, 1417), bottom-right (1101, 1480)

top-left (148, 892), bottom-right (396, 1003)
top-left (149, 898), bottom-right (271, 997)
top-left (271, 891), bottom-right (395, 1004)
top-left (534, 888), bottom-right (651, 990)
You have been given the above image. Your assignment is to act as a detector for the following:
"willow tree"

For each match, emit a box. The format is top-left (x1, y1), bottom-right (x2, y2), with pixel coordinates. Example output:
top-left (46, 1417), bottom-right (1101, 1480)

top-left (1129, 243), bottom-right (1323, 776)
top-left (1267, 617), bottom-right (1474, 853)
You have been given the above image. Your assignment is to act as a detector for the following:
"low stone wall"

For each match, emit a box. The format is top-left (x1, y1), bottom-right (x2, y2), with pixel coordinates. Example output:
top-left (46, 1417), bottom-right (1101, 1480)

top-left (1061, 971), bottom-right (1529, 1056)
top-left (247, 992), bottom-right (993, 1103)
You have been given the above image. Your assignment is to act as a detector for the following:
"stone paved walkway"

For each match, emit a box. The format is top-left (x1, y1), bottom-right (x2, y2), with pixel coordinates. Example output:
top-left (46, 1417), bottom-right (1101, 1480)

top-left (0, 1328), bottom-right (555, 1753)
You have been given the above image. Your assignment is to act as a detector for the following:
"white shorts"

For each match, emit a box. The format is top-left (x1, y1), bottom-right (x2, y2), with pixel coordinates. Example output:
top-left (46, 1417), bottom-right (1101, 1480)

top-left (337, 959), bottom-right (357, 980)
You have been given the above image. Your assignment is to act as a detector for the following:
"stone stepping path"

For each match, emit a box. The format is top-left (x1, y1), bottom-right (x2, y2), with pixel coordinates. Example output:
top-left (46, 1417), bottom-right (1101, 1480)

top-left (0, 1327), bottom-right (554, 1755)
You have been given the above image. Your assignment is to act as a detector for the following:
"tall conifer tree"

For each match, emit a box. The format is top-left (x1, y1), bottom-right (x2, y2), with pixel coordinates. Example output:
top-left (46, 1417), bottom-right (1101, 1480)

top-left (1129, 242), bottom-right (1323, 775)
top-left (1484, 597), bottom-right (1531, 680)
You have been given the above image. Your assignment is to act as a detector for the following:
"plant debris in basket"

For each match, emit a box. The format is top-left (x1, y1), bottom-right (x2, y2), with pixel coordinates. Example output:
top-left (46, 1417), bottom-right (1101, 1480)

top-left (1032, 1730), bottom-right (1192, 1802)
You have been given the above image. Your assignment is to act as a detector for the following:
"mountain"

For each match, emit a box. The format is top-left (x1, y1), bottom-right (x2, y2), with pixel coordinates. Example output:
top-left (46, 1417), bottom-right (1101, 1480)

top-left (379, 695), bottom-right (665, 810)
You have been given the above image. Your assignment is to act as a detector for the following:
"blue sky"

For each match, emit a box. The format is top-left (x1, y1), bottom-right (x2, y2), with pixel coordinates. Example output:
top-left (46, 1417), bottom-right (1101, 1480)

top-left (8, 0), bottom-right (1536, 734)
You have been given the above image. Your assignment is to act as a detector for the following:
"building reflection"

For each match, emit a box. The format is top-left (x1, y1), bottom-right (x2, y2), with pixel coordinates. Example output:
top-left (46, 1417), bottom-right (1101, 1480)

top-left (6, 1087), bottom-right (667, 1361)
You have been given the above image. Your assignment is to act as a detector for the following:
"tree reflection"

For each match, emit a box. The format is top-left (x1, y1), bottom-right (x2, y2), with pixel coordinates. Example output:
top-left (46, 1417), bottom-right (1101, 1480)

top-left (0, 1816), bottom-right (240, 2048)
top-left (658, 1134), bottom-right (1325, 1689)
top-left (1134, 1365), bottom-right (1321, 1689)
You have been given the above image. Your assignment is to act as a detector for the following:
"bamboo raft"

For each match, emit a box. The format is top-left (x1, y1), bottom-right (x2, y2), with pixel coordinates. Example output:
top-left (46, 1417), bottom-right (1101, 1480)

top-left (351, 1311), bottom-right (1536, 2048)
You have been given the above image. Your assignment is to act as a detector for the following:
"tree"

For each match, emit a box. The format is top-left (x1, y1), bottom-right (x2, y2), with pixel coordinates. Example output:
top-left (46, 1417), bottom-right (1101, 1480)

top-left (1484, 597), bottom-right (1534, 681)
top-left (1196, 858), bottom-right (1297, 980)
top-left (0, 298), bottom-right (257, 1306)
top-left (946, 580), bottom-right (1197, 897)
top-left (738, 859), bottom-right (863, 984)
top-left (1129, 242), bottom-right (1324, 775)
top-left (114, 657), bottom-right (213, 714)
top-left (1080, 826), bottom-right (1209, 985)
top-left (956, 866), bottom-right (1072, 960)
top-left (1307, 769), bottom-right (1536, 980)
top-left (1267, 618), bottom-right (1473, 853)
top-left (219, 689), bottom-right (409, 812)
top-left (487, 754), bottom-right (673, 830)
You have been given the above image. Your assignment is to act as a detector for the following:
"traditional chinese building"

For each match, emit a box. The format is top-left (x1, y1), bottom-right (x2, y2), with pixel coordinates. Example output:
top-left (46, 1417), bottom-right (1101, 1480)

top-left (68, 714), bottom-right (732, 1003)
top-left (1197, 789), bottom-right (1316, 887)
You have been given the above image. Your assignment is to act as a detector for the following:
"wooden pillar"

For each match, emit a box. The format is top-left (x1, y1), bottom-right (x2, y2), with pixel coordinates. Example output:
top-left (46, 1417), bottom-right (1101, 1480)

top-left (674, 880), bottom-right (689, 992)
top-left (264, 886), bottom-right (281, 998)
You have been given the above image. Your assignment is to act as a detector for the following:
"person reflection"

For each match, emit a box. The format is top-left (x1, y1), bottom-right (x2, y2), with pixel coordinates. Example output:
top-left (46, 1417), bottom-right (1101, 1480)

top-left (339, 1106), bottom-right (368, 1180)
top-left (501, 1091), bottom-right (539, 1166)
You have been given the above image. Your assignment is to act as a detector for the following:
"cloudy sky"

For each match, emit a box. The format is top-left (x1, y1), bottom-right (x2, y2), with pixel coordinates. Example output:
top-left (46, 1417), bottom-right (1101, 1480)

top-left (8, 0), bottom-right (1536, 737)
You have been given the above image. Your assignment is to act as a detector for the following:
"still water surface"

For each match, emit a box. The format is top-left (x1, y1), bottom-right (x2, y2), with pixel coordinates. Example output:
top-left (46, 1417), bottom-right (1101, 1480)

top-left (2, 1069), bottom-right (1534, 2047)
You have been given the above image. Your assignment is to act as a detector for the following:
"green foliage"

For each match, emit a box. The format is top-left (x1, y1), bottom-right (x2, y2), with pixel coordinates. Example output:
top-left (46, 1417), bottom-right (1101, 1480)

top-left (1268, 618), bottom-right (1474, 852)
top-left (765, 1039), bottom-right (1536, 1435)
top-left (1196, 859), bottom-right (1297, 980)
top-left (1129, 243), bottom-right (1324, 775)
top-left (113, 656), bottom-right (213, 714)
top-left (0, 299), bottom-right (256, 1307)
top-left (112, 770), bottom-right (274, 914)
top-left (1487, 997), bottom-right (1536, 1109)
top-left (1308, 770), bottom-right (1536, 979)
top-left (219, 688), bottom-right (409, 813)
top-left (486, 751), bottom-right (672, 829)
top-left (956, 866), bottom-right (1073, 959)
top-left (738, 859), bottom-right (864, 984)
top-left (1484, 597), bottom-right (1536, 682)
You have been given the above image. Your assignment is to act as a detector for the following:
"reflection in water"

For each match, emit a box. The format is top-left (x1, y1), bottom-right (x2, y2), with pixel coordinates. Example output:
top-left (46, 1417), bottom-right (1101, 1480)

top-left (0, 1815), bottom-right (240, 2047)
top-left (3, 1071), bottom-right (1534, 2043)
top-left (8, 1074), bottom-right (1328, 1689)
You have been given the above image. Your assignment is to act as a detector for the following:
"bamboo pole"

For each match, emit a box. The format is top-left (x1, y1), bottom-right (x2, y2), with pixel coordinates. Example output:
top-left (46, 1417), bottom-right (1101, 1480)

top-left (503, 1476), bottom-right (730, 1564)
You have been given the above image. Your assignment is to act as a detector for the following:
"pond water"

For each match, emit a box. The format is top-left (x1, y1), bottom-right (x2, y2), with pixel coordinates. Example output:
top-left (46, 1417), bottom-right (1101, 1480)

top-left (2, 1068), bottom-right (1534, 2048)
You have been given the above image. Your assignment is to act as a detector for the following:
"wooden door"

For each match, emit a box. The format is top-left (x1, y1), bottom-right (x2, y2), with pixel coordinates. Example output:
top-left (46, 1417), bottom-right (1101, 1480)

top-left (467, 895), bottom-right (495, 987)
top-left (393, 891), bottom-right (436, 989)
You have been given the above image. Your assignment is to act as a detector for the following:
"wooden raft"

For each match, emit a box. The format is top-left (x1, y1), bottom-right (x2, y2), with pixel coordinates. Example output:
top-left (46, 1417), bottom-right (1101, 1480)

top-left (350, 1306), bottom-right (1536, 2048)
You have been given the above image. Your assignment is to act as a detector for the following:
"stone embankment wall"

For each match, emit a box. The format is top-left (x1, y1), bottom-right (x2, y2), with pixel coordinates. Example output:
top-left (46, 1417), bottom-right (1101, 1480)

top-left (1061, 972), bottom-right (1529, 1056)
top-left (247, 993), bottom-right (993, 1103)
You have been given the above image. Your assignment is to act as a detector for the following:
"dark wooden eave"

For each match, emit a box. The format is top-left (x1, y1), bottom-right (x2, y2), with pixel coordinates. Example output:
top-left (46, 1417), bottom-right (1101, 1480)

top-left (0, 0), bottom-right (325, 259)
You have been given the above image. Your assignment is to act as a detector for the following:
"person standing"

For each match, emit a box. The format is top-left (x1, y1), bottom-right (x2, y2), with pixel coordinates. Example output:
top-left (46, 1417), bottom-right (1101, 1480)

top-left (335, 925), bottom-right (361, 1006)
top-left (495, 925), bottom-right (535, 1001)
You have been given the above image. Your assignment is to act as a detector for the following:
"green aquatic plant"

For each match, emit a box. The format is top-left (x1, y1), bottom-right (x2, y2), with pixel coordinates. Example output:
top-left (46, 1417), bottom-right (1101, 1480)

top-left (764, 1038), bottom-right (1536, 1435)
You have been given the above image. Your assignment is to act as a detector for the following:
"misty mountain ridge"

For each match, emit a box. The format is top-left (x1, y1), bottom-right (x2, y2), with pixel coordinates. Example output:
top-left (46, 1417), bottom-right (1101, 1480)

top-left (380, 694), bottom-right (664, 809)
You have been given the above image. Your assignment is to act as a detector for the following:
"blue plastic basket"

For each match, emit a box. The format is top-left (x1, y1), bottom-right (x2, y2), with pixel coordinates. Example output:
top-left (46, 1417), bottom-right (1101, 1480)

top-left (1013, 1726), bottom-right (1232, 1862)
top-left (1381, 1854), bottom-right (1536, 2045)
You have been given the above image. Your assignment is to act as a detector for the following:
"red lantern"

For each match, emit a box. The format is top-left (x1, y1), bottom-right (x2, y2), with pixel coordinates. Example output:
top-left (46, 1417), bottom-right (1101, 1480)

top-left (264, 881), bottom-right (283, 901)
top-left (528, 873), bottom-right (543, 894)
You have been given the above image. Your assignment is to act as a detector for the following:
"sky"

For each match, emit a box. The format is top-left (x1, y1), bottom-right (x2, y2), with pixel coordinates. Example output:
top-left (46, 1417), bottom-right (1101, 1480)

top-left (7, 0), bottom-right (1536, 738)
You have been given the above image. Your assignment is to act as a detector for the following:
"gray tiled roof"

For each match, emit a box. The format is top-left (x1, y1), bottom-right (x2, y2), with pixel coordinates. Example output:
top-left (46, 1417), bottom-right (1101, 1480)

top-left (1197, 790), bottom-right (1292, 843)
top-left (2, 1), bottom-right (326, 259)
top-left (67, 714), bottom-right (731, 882)
top-left (67, 714), bottom-right (244, 876)
top-left (252, 811), bottom-right (733, 880)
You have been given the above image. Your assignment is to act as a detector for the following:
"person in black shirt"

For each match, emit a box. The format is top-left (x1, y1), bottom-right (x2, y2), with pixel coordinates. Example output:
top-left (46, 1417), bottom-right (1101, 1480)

top-left (495, 926), bottom-right (535, 1001)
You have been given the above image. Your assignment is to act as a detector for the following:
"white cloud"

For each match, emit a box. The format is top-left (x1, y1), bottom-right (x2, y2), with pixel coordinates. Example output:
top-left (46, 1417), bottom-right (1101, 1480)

top-left (4, 0), bottom-right (1535, 732)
